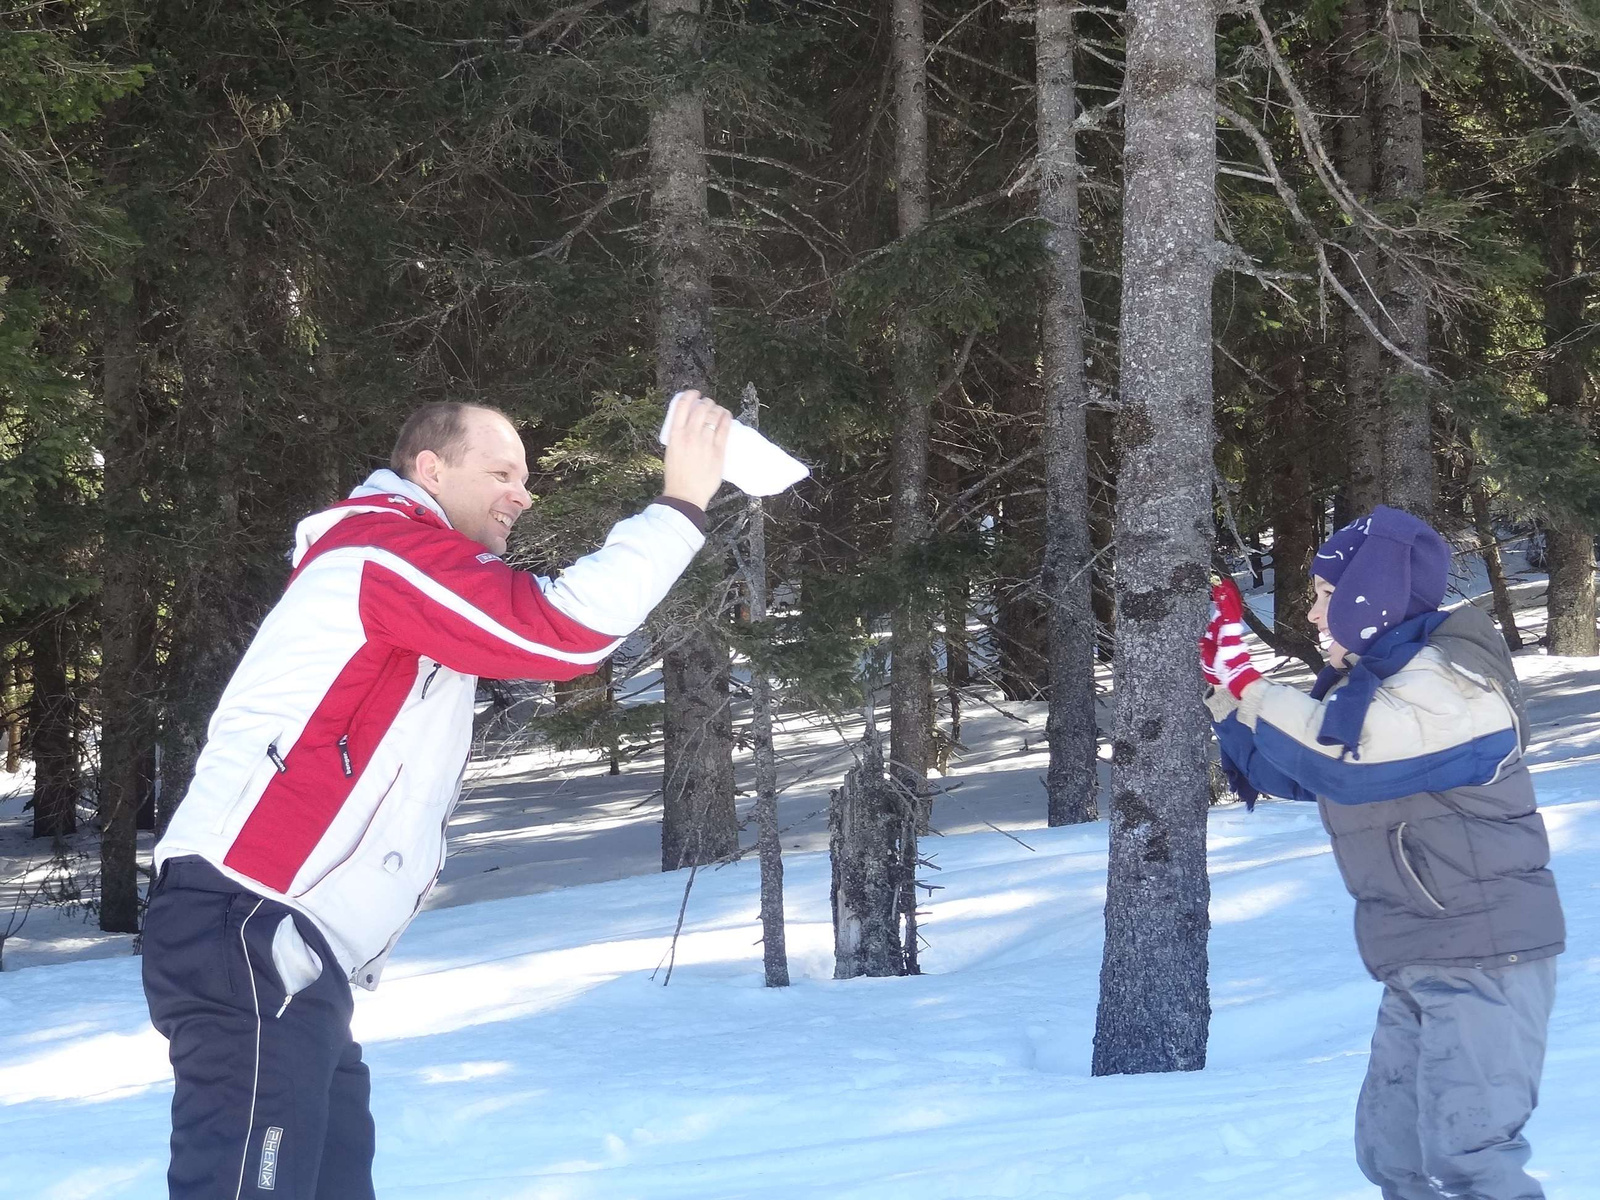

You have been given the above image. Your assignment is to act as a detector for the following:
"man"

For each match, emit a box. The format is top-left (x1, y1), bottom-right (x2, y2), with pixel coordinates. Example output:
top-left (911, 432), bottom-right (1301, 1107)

top-left (143, 393), bottom-right (732, 1199)
top-left (1203, 505), bottom-right (1564, 1200)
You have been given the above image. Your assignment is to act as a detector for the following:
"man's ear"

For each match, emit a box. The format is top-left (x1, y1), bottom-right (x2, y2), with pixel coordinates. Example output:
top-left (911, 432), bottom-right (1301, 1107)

top-left (412, 449), bottom-right (445, 496)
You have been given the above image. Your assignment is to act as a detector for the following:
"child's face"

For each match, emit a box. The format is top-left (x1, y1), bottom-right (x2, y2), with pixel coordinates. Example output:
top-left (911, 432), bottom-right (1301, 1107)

top-left (1309, 577), bottom-right (1353, 667)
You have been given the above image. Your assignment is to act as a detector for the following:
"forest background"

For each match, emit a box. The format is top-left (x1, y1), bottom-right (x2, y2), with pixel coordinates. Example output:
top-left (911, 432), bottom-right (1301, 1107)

top-left (3, 0), bottom-right (1600, 1076)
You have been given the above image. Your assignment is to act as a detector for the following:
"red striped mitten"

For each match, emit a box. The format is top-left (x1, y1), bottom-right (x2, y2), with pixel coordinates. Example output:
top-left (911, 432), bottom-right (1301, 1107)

top-left (1201, 579), bottom-right (1263, 699)
top-left (1200, 605), bottom-right (1225, 689)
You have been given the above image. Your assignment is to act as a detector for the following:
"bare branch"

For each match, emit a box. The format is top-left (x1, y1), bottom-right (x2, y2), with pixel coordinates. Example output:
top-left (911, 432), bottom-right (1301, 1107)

top-left (1215, 101), bottom-right (1439, 379)
top-left (1240, 1), bottom-right (1404, 241)
top-left (1459, 0), bottom-right (1600, 146)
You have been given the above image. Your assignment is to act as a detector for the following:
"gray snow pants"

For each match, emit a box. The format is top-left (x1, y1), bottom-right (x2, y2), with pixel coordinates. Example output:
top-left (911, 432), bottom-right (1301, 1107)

top-left (1355, 957), bottom-right (1557, 1200)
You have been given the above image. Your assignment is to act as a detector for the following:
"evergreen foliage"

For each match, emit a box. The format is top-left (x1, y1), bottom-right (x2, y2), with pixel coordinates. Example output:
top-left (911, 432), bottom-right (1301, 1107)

top-left (2, 0), bottom-right (1599, 1009)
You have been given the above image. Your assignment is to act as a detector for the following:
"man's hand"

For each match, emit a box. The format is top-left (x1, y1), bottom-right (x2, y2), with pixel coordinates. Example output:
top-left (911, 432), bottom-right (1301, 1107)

top-left (662, 390), bottom-right (731, 511)
top-left (1200, 578), bottom-right (1264, 700)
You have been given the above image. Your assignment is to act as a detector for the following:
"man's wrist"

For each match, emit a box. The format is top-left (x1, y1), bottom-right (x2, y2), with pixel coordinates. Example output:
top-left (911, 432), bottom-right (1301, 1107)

top-left (653, 494), bottom-right (707, 531)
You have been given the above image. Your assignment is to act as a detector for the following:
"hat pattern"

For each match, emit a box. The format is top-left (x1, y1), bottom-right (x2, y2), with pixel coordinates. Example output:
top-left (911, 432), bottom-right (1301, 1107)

top-left (1312, 507), bottom-right (1450, 656)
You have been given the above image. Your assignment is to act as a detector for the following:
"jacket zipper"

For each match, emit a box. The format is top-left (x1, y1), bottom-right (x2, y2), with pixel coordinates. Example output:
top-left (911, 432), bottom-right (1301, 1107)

top-left (266, 742), bottom-right (288, 774)
top-left (420, 662), bottom-right (442, 699)
top-left (336, 659), bottom-right (419, 780)
top-left (1394, 822), bottom-right (1446, 912)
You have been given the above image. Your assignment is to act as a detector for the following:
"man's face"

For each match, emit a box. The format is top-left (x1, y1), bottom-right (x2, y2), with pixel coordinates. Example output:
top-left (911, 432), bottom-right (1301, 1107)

top-left (1307, 576), bottom-right (1351, 667)
top-left (412, 410), bottom-right (531, 555)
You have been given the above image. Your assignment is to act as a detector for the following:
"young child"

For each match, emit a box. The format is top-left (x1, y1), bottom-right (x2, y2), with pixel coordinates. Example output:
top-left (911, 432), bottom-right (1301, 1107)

top-left (1202, 505), bottom-right (1565, 1200)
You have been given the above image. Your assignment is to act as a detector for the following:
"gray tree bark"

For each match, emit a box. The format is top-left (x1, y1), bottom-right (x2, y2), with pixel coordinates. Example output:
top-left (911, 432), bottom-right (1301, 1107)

top-left (1334, 0), bottom-right (1385, 515)
top-left (1544, 522), bottom-right (1596, 655)
top-left (1038, 0), bottom-right (1099, 827)
top-left (1268, 354), bottom-right (1322, 667)
top-left (1374, 0), bottom-right (1434, 519)
top-left (741, 384), bottom-right (789, 988)
top-left (660, 631), bottom-right (738, 870)
top-left (888, 0), bottom-right (937, 827)
top-left (98, 288), bottom-right (153, 933)
top-left (3, 653), bottom-right (21, 775)
top-left (830, 710), bottom-right (916, 979)
top-left (158, 291), bottom-right (255, 833)
top-left (1538, 112), bottom-right (1596, 656)
top-left (650, 0), bottom-right (738, 867)
top-left (993, 362), bottom-right (1049, 703)
top-left (29, 611), bottom-right (78, 840)
top-left (1469, 478), bottom-right (1523, 651)
top-left (1091, 0), bottom-right (1214, 1077)
top-left (134, 607), bottom-right (159, 832)
top-left (944, 579), bottom-right (970, 749)
top-left (1089, 408), bottom-right (1118, 661)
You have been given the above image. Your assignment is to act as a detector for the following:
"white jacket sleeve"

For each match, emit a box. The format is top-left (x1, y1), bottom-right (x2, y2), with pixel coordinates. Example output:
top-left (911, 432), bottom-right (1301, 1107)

top-left (538, 503), bottom-right (705, 637)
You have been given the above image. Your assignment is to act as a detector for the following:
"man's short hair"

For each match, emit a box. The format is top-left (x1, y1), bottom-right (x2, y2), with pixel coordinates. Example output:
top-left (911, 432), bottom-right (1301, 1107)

top-left (390, 402), bottom-right (511, 479)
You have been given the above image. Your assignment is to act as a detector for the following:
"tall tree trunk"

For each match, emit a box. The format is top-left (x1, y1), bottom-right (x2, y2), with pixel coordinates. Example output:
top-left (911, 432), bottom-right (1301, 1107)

top-left (1089, 408), bottom-right (1118, 661)
top-left (3, 652), bottom-right (21, 775)
top-left (134, 604), bottom-right (159, 831)
top-left (660, 634), bottom-right (738, 869)
top-left (650, 0), bottom-right (737, 867)
top-left (602, 660), bottom-right (621, 776)
top-left (944, 578), bottom-right (969, 751)
top-left (29, 612), bottom-right (78, 839)
top-left (1539, 109), bottom-right (1596, 656)
top-left (993, 361), bottom-right (1049, 703)
top-left (1544, 521), bottom-right (1596, 655)
top-left (1469, 477), bottom-right (1523, 650)
top-left (1268, 354), bottom-right (1322, 665)
top-left (888, 0), bottom-right (936, 828)
top-left (928, 420), bottom-right (970, 752)
top-left (741, 385), bottom-right (789, 988)
top-left (1091, 0), bottom-right (1214, 1077)
top-left (99, 288), bottom-right (151, 933)
top-left (1039, 0), bottom-right (1099, 826)
top-left (1374, 0), bottom-right (1434, 518)
top-left (1335, 0), bottom-right (1385, 515)
top-left (159, 294), bottom-right (254, 833)
top-left (994, 574), bottom-right (1048, 700)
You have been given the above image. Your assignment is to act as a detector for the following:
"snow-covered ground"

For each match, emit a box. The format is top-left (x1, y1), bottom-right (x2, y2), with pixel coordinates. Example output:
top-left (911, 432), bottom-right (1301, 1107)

top-left (2, 564), bottom-right (1598, 1197)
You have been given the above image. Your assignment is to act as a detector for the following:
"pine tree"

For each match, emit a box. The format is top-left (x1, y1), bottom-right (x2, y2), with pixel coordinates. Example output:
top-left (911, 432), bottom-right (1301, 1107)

top-left (1037, 0), bottom-right (1099, 827)
top-left (887, 0), bottom-right (937, 831)
top-left (1374, 0), bottom-right (1436, 518)
top-left (1092, 0), bottom-right (1215, 1077)
top-left (649, 0), bottom-right (740, 871)
top-left (1537, 95), bottom-right (1598, 654)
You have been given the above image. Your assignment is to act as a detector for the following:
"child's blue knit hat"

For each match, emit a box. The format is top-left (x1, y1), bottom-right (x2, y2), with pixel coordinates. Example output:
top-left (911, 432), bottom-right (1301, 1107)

top-left (1311, 506), bottom-right (1450, 654)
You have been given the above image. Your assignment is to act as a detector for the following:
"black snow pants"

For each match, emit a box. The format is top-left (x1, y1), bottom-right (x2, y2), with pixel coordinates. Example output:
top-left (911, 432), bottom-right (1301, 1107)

top-left (142, 856), bottom-right (376, 1200)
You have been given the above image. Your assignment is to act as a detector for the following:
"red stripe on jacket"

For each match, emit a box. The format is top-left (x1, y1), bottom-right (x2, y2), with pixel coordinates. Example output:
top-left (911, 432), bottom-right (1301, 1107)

top-left (224, 643), bottom-right (419, 892)
top-left (222, 500), bottom-right (618, 892)
top-left (296, 509), bottom-right (620, 675)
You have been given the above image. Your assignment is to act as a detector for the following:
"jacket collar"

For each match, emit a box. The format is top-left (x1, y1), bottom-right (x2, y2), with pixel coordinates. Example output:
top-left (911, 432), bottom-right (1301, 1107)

top-left (290, 470), bottom-right (453, 569)
top-left (349, 469), bottom-right (452, 527)
top-left (1311, 609), bottom-right (1451, 754)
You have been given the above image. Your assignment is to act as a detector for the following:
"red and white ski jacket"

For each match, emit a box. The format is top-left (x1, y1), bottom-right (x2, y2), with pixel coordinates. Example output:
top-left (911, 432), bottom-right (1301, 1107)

top-left (155, 470), bottom-right (705, 989)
